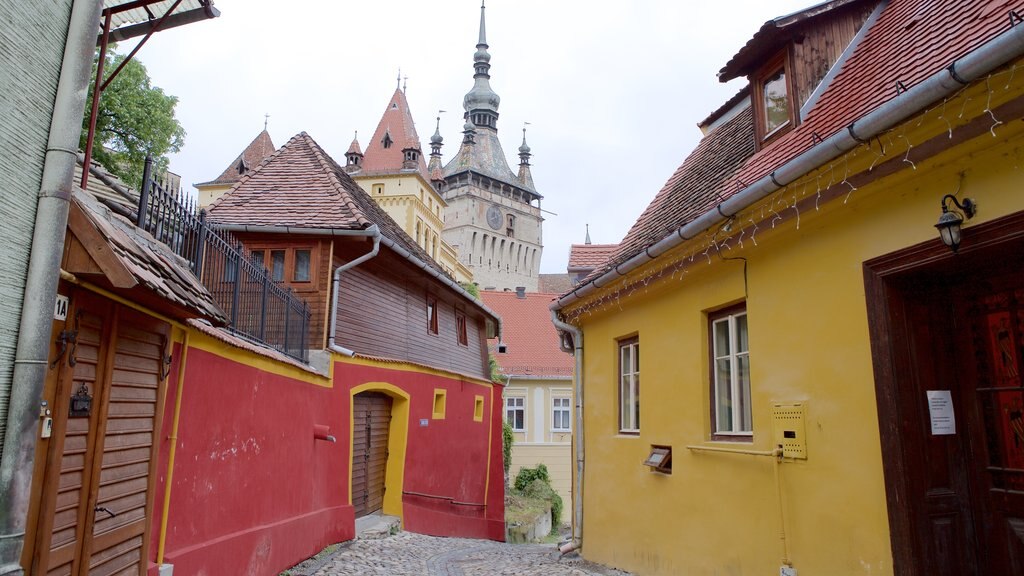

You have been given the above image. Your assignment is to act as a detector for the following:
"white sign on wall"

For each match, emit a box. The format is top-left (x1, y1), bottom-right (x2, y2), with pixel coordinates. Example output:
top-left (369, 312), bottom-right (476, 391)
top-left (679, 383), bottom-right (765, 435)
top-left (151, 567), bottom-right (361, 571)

top-left (54, 295), bottom-right (69, 321)
top-left (927, 390), bottom-right (956, 435)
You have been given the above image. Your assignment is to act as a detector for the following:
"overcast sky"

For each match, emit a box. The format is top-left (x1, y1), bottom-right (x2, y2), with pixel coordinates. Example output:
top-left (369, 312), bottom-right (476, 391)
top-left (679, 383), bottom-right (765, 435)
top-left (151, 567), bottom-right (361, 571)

top-left (134, 0), bottom-right (814, 274)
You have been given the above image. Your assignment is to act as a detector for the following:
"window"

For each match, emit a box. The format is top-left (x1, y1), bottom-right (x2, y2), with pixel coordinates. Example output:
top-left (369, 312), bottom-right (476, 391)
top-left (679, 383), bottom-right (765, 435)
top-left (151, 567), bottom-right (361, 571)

top-left (251, 250), bottom-right (265, 269)
top-left (711, 307), bottom-right (751, 436)
top-left (552, 397), bottom-right (571, 432)
top-left (372, 183), bottom-right (384, 195)
top-left (474, 395), bottom-right (485, 422)
top-left (507, 214), bottom-right (516, 238)
top-left (456, 311), bottom-right (468, 346)
top-left (382, 132), bottom-right (393, 148)
top-left (643, 445), bottom-right (672, 474)
top-left (293, 249), bottom-right (311, 282)
top-left (754, 54), bottom-right (794, 145)
top-left (432, 389), bottom-right (447, 419)
top-left (619, 337), bottom-right (640, 433)
top-left (269, 250), bottom-right (285, 282)
top-left (426, 295), bottom-right (438, 335)
top-left (505, 396), bottom-right (525, 431)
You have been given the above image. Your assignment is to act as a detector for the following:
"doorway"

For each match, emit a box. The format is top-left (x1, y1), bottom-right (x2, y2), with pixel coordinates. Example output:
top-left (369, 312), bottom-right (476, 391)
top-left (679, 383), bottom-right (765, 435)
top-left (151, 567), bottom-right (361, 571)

top-left (866, 212), bottom-right (1024, 575)
top-left (351, 392), bottom-right (393, 518)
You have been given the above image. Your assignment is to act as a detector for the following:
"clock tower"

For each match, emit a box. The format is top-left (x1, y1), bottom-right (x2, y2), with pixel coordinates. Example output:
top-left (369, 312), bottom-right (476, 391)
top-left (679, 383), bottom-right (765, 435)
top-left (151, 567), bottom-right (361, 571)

top-left (438, 1), bottom-right (543, 292)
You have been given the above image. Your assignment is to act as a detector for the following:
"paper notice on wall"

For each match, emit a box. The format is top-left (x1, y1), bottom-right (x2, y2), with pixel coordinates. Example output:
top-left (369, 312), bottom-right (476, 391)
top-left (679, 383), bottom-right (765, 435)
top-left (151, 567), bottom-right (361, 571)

top-left (927, 390), bottom-right (956, 435)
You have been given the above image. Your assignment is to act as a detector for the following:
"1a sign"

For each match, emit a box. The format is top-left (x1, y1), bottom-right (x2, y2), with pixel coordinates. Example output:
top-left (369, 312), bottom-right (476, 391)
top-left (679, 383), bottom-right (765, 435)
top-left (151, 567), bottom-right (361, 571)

top-left (54, 295), bottom-right (69, 321)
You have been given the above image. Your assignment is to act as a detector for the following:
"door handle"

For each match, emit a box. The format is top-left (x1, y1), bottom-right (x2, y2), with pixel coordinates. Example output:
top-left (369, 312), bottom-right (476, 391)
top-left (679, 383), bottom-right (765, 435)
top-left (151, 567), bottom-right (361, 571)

top-left (94, 506), bottom-right (116, 519)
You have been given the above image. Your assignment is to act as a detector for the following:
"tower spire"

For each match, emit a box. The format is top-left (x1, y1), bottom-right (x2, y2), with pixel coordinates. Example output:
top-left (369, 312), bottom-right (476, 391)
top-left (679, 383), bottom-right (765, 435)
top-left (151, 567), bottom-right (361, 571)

top-left (462, 0), bottom-right (500, 130)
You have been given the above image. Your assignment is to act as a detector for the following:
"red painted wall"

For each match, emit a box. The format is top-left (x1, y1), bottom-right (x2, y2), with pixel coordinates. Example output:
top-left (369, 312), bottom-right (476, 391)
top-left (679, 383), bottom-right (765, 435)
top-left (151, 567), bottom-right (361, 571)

top-left (334, 363), bottom-right (505, 540)
top-left (149, 346), bottom-right (353, 576)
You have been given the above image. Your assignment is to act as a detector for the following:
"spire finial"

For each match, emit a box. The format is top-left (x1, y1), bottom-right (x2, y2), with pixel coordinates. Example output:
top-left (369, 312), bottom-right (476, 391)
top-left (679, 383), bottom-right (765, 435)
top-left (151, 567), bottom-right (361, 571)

top-left (479, 1), bottom-right (487, 46)
top-left (264, 113), bottom-right (269, 131)
top-left (585, 224), bottom-right (592, 245)
top-left (396, 68), bottom-right (401, 89)
top-left (403, 74), bottom-right (408, 93)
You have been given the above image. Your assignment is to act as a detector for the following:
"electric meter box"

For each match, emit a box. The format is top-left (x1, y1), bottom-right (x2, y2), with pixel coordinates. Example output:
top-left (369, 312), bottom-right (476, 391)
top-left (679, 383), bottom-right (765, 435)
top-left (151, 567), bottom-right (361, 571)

top-left (772, 402), bottom-right (807, 459)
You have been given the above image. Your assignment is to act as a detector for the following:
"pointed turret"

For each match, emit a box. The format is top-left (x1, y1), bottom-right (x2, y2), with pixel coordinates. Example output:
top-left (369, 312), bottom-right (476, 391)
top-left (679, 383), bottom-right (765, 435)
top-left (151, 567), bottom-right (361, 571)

top-left (428, 114), bottom-right (445, 187)
top-left (196, 128), bottom-right (277, 208)
top-left (344, 131), bottom-right (363, 174)
top-left (517, 124), bottom-right (535, 190)
top-left (361, 85), bottom-right (428, 179)
top-left (463, 1), bottom-right (500, 130)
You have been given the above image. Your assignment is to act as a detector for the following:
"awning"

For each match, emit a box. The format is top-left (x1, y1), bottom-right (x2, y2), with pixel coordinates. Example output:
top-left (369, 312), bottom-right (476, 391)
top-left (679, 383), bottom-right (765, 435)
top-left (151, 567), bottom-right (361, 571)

top-left (100, 0), bottom-right (220, 43)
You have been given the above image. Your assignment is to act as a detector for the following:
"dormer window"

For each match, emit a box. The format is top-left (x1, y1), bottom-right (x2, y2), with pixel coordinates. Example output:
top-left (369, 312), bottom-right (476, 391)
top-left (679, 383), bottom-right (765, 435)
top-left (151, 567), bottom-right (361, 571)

top-left (382, 132), bottom-right (393, 149)
top-left (753, 53), bottom-right (795, 146)
top-left (404, 149), bottom-right (419, 163)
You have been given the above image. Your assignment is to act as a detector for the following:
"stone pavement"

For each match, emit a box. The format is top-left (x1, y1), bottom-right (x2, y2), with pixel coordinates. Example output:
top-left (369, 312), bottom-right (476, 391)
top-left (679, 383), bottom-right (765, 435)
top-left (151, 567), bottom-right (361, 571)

top-left (285, 531), bottom-right (632, 576)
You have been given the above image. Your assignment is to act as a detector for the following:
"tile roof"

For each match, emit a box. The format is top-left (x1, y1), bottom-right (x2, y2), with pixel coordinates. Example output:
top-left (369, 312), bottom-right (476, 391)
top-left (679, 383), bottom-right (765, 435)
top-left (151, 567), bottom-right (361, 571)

top-left (568, 244), bottom-right (618, 271)
top-left (206, 131), bottom-right (452, 280)
top-left (584, 0), bottom-right (1017, 287)
top-left (359, 88), bottom-right (429, 180)
top-left (538, 274), bottom-right (573, 295)
top-left (197, 130), bottom-right (276, 187)
top-left (443, 127), bottom-right (536, 195)
top-left (71, 187), bottom-right (226, 324)
top-left (480, 291), bottom-right (573, 378)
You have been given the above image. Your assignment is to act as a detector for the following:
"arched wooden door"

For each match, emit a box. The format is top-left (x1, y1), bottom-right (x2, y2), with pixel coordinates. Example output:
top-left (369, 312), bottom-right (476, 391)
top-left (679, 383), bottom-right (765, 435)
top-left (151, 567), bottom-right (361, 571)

top-left (31, 290), bottom-right (170, 575)
top-left (351, 392), bottom-right (392, 517)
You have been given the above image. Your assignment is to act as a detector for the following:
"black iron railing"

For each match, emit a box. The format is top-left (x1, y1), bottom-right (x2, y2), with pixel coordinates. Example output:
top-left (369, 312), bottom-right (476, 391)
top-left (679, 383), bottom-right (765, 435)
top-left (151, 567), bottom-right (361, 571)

top-left (136, 156), bottom-right (310, 362)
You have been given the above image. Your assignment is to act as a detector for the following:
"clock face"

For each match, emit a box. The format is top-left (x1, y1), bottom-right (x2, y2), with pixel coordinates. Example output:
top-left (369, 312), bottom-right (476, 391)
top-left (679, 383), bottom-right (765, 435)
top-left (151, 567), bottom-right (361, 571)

top-left (486, 205), bottom-right (502, 230)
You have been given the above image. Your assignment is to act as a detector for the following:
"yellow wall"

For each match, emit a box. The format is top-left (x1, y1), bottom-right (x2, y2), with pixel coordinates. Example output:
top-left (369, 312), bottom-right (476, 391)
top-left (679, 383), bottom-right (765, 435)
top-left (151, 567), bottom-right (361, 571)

top-left (509, 444), bottom-right (572, 507)
top-left (196, 182), bottom-right (232, 210)
top-left (567, 86), bottom-right (1024, 574)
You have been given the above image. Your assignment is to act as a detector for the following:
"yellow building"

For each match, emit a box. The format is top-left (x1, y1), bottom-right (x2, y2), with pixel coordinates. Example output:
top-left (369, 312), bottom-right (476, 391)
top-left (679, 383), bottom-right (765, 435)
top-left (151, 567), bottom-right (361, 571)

top-left (482, 289), bottom-right (575, 505)
top-left (551, 1), bottom-right (1024, 574)
top-left (344, 85), bottom-right (472, 284)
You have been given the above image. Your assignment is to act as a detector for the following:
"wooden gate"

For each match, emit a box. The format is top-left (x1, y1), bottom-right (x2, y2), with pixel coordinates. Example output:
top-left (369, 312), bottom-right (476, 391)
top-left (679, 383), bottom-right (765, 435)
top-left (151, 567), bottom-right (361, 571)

top-left (351, 392), bottom-right (392, 517)
top-left (31, 291), bottom-right (169, 575)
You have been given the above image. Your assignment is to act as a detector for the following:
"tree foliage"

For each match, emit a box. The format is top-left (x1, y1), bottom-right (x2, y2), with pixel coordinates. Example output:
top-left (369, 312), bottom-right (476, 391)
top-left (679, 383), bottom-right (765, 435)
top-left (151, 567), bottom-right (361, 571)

top-left (80, 50), bottom-right (185, 188)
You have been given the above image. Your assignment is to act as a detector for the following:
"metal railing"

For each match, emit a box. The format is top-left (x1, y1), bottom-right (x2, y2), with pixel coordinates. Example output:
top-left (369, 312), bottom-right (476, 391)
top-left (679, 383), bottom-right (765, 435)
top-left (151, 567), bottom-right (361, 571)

top-left (136, 156), bottom-right (310, 362)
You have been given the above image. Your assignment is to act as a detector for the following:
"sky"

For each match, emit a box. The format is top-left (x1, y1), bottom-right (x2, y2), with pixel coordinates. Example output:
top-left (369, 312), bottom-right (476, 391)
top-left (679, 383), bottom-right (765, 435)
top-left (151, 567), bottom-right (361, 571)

top-left (132, 0), bottom-right (815, 274)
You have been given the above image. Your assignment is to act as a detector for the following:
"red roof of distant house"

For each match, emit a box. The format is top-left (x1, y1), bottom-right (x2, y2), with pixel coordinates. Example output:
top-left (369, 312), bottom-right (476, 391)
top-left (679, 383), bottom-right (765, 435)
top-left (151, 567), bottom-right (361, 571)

top-left (197, 130), bottom-right (276, 186)
top-left (206, 131), bottom-right (450, 279)
top-left (568, 244), bottom-right (618, 271)
top-left (538, 274), bottom-right (573, 294)
top-left (587, 0), bottom-right (1016, 285)
top-left (360, 88), bottom-right (429, 180)
top-left (481, 291), bottom-right (573, 378)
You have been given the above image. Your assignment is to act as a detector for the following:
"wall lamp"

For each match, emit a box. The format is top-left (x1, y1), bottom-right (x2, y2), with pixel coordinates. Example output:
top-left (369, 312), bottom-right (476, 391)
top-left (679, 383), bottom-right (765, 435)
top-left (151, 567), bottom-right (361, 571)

top-left (935, 194), bottom-right (977, 253)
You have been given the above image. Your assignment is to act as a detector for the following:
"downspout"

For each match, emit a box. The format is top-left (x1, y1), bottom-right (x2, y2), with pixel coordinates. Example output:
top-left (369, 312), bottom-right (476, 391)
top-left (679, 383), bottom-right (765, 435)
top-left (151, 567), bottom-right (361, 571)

top-left (327, 225), bottom-right (381, 356)
top-left (554, 18), bottom-right (1024, 312)
top-left (550, 311), bottom-right (583, 554)
top-left (0, 0), bottom-right (104, 573)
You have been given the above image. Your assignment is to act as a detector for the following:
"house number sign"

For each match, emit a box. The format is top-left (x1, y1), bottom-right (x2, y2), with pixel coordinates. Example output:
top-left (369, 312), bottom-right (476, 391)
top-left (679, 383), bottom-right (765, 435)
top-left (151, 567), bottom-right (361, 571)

top-left (69, 382), bottom-right (93, 417)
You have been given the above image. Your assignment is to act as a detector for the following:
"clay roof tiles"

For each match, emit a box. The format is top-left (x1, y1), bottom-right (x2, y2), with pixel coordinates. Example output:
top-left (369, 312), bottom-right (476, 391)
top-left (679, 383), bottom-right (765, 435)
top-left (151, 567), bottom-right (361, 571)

top-left (197, 130), bottom-right (276, 187)
top-left (480, 291), bottom-right (573, 378)
top-left (206, 132), bottom-right (452, 279)
top-left (586, 0), bottom-right (1016, 287)
top-left (568, 244), bottom-right (619, 270)
top-left (360, 88), bottom-right (430, 179)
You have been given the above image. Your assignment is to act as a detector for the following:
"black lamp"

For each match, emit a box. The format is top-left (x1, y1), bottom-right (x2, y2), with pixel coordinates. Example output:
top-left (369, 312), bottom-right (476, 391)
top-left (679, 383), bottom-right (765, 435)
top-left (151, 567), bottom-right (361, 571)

top-left (935, 194), bottom-right (976, 252)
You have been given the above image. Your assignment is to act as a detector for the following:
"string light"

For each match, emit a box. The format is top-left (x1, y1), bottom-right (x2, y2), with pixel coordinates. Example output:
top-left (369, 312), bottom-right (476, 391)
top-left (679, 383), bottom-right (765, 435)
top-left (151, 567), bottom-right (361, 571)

top-left (563, 66), bottom-right (1019, 322)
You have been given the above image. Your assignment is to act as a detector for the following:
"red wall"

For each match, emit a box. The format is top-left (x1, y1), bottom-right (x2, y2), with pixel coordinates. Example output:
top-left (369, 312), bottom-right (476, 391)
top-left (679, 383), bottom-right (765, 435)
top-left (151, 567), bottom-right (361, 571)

top-left (334, 363), bottom-right (505, 541)
top-left (149, 346), bottom-right (353, 576)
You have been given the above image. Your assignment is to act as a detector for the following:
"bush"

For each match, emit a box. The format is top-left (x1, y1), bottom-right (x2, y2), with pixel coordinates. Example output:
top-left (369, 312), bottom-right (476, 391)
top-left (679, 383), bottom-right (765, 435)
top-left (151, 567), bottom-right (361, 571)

top-left (514, 465), bottom-right (562, 533)
top-left (502, 420), bottom-right (514, 475)
top-left (514, 463), bottom-right (550, 491)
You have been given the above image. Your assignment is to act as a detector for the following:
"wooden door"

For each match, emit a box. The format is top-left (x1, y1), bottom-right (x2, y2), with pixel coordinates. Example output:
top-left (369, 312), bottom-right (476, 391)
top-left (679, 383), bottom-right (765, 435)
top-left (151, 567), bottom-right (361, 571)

top-left (351, 392), bottom-right (392, 517)
top-left (33, 293), bottom-right (169, 575)
top-left (955, 271), bottom-right (1024, 573)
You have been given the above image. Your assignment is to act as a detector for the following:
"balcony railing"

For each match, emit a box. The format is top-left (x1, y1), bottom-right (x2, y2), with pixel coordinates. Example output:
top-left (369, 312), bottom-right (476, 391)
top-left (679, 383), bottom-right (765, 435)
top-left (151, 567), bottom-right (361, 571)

top-left (136, 156), bottom-right (310, 362)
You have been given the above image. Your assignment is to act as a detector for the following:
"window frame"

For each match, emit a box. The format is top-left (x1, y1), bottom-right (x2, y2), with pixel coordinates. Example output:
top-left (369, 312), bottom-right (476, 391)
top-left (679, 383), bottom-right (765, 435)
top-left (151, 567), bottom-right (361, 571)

top-left (455, 309), bottom-right (468, 346)
top-left (426, 294), bottom-right (439, 335)
top-left (752, 51), bottom-right (796, 148)
top-left (618, 336), bottom-right (640, 434)
top-left (505, 395), bottom-right (525, 432)
top-left (241, 244), bottom-right (318, 289)
top-left (709, 304), bottom-right (752, 439)
top-left (552, 395), bottom-right (572, 433)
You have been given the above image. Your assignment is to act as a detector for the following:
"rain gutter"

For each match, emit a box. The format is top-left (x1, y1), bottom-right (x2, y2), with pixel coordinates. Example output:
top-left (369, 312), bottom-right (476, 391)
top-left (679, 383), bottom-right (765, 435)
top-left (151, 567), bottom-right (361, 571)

top-left (552, 18), bottom-right (1024, 313)
top-left (549, 312), bottom-right (584, 552)
top-left (0, 0), bottom-right (105, 572)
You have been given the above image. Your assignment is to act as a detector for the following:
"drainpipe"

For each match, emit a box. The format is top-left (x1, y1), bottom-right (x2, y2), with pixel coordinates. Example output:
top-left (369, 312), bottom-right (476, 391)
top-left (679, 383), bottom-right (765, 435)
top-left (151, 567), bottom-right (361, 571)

top-left (553, 18), bottom-right (1024, 312)
top-left (327, 225), bottom-right (380, 355)
top-left (0, 0), bottom-right (104, 573)
top-left (550, 311), bottom-right (583, 554)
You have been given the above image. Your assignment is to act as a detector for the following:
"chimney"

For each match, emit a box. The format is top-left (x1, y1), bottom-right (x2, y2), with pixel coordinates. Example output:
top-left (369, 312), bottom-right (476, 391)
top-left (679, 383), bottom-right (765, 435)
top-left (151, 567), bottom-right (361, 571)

top-left (515, 286), bottom-right (526, 299)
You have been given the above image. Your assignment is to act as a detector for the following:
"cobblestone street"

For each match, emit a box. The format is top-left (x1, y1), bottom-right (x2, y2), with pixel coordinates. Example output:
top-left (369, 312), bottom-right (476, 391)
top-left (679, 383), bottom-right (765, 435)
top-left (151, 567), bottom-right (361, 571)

top-left (285, 532), bottom-right (631, 576)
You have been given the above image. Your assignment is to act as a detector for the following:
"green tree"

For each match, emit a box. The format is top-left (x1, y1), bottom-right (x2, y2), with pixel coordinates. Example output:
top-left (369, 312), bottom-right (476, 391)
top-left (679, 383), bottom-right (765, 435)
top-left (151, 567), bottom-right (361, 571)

top-left (81, 51), bottom-right (185, 188)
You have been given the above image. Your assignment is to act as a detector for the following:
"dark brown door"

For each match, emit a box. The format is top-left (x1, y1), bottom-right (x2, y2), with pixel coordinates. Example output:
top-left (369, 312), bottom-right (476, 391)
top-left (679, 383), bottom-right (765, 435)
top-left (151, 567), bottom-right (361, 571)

top-left (33, 292), bottom-right (169, 575)
top-left (351, 392), bottom-right (391, 517)
top-left (954, 271), bottom-right (1024, 572)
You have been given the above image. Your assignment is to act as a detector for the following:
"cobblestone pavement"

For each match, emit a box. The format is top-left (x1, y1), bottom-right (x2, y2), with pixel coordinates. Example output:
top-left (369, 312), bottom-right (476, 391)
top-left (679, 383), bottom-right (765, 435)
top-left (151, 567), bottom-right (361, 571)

top-left (292, 532), bottom-right (632, 576)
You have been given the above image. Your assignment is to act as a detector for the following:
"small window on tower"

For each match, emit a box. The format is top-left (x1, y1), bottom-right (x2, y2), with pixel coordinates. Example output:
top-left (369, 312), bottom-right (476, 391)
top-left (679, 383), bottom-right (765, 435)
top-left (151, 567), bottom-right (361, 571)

top-left (382, 132), bottom-right (393, 149)
top-left (507, 214), bottom-right (516, 238)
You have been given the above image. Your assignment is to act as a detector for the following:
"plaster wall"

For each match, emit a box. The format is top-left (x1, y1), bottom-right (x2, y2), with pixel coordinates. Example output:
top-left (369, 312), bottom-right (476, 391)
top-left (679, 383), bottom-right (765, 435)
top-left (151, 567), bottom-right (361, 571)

top-left (570, 105), bottom-right (1024, 574)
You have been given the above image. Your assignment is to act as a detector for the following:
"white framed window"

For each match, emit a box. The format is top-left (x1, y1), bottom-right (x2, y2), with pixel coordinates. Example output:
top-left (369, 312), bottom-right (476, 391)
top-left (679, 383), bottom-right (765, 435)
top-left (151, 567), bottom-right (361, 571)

top-left (619, 337), bottom-right (640, 433)
top-left (552, 397), bottom-right (571, 432)
top-left (711, 307), bottom-right (751, 436)
top-left (505, 396), bottom-right (525, 431)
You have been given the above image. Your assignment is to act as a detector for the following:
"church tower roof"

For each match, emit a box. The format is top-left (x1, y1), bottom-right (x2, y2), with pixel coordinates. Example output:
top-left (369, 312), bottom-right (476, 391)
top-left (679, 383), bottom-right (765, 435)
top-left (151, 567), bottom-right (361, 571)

top-left (198, 129), bottom-right (276, 186)
top-left (361, 81), bottom-right (429, 180)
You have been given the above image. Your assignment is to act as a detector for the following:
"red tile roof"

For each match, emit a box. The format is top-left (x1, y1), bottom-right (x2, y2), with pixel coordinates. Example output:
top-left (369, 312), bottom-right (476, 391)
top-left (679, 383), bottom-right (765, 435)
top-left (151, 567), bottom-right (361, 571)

top-left (481, 291), bottom-right (573, 378)
top-left (206, 132), bottom-right (452, 279)
top-left (197, 130), bottom-right (275, 186)
top-left (538, 274), bottom-right (573, 294)
top-left (359, 88), bottom-right (429, 179)
top-left (568, 244), bottom-right (618, 271)
top-left (587, 0), bottom-right (1016, 286)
